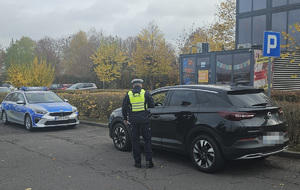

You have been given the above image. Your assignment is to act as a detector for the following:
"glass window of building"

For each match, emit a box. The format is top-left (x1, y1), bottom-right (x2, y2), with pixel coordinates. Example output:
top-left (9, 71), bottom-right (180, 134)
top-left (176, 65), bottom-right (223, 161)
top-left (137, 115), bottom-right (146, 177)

top-left (253, 0), bottom-right (266, 10)
top-left (272, 12), bottom-right (287, 49)
top-left (197, 57), bottom-right (210, 84)
top-left (252, 15), bottom-right (266, 45)
top-left (216, 54), bottom-right (232, 84)
top-left (238, 17), bottom-right (252, 44)
top-left (233, 53), bottom-right (251, 83)
top-left (288, 9), bottom-right (300, 50)
top-left (272, 0), bottom-right (287, 7)
top-left (289, 0), bottom-right (300, 4)
top-left (239, 0), bottom-right (252, 13)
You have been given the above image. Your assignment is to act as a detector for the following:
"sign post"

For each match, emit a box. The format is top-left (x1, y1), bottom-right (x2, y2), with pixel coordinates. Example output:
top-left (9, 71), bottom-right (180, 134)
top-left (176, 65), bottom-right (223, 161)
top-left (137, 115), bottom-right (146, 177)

top-left (263, 31), bottom-right (281, 97)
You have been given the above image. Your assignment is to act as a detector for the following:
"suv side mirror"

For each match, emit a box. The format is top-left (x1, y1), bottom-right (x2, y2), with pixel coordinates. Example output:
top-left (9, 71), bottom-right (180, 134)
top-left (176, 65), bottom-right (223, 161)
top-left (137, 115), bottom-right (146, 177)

top-left (155, 102), bottom-right (162, 106)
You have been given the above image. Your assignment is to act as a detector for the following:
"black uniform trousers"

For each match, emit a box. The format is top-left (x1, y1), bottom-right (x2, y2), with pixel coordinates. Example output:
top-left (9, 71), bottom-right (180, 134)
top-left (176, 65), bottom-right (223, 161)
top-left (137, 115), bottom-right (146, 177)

top-left (130, 122), bottom-right (152, 163)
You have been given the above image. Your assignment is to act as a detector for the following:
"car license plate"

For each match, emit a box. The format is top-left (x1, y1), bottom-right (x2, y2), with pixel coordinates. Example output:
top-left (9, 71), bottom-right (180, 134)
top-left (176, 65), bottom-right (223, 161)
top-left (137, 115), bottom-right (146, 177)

top-left (56, 116), bottom-right (69, 120)
top-left (262, 132), bottom-right (284, 145)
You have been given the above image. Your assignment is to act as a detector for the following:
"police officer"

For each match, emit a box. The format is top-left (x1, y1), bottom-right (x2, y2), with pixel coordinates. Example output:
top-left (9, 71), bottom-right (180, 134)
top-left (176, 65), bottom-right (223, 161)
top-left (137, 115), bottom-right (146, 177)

top-left (122, 79), bottom-right (155, 168)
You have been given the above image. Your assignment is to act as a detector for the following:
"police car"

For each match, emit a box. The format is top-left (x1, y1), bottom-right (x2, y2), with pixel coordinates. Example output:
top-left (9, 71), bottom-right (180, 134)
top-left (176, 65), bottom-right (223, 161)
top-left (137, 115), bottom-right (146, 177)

top-left (0, 87), bottom-right (79, 131)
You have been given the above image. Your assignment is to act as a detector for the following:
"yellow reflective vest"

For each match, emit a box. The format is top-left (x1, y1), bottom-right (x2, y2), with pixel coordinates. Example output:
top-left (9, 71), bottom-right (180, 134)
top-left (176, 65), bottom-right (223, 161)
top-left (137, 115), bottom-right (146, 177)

top-left (128, 89), bottom-right (146, 112)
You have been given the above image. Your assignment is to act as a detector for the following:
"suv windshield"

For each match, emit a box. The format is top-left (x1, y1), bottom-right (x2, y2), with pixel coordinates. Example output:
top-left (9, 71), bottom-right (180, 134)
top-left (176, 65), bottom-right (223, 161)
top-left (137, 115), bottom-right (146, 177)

top-left (228, 90), bottom-right (274, 108)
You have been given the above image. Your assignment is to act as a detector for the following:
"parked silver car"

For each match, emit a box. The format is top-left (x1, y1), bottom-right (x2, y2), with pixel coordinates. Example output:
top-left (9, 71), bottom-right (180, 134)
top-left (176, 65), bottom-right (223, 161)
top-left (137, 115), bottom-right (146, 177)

top-left (66, 83), bottom-right (97, 90)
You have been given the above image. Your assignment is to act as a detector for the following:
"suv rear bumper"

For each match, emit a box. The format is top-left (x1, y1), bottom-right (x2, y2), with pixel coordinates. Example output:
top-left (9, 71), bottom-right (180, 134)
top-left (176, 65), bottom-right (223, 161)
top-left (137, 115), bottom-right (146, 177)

top-left (223, 134), bottom-right (289, 160)
top-left (235, 145), bottom-right (288, 159)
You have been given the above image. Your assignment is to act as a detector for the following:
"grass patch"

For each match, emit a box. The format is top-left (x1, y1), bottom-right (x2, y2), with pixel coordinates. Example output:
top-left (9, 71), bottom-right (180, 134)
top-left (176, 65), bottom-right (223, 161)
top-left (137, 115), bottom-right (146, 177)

top-left (80, 117), bottom-right (109, 124)
top-left (288, 142), bottom-right (300, 152)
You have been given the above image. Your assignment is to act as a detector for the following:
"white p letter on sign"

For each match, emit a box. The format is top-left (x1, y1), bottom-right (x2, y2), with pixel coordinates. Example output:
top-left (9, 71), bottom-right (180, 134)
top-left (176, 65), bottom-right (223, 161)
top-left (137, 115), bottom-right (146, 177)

top-left (267, 35), bottom-right (277, 54)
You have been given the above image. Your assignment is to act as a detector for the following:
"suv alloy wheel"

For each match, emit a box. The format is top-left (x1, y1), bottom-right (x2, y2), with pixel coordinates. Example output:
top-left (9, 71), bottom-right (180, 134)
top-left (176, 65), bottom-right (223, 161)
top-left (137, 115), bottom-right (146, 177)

top-left (113, 123), bottom-right (131, 151)
top-left (190, 135), bottom-right (225, 173)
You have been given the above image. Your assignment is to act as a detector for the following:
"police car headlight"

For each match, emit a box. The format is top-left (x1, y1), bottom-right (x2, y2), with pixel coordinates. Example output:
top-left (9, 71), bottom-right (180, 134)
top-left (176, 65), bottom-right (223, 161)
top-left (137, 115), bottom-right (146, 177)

top-left (33, 108), bottom-right (48, 115)
top-left (72, 107), bottom-right (78, 113)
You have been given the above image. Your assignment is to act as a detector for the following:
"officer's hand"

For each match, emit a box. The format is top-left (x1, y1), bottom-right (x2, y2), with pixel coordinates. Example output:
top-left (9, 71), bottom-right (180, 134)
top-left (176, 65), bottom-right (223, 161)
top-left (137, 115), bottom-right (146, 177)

top-left (124, 120), bottom-right (130, 125)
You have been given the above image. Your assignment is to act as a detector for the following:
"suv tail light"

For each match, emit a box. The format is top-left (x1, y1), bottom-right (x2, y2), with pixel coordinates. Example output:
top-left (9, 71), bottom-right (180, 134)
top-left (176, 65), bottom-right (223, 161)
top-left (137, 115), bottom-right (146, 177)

top-left (218, 111), bottom-right (256, 121)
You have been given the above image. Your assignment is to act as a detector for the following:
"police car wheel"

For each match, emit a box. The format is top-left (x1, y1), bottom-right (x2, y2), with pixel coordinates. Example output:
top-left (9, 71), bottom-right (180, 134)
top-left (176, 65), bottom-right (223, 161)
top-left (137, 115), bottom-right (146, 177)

top-left (25, 114), bottom-right (33, 131)
top-left (1, 111), bottom-right (9, 125)
top-left (113, 123), bottom-right (131, 151)
top-left (190, 135), bottom-right (225, 173)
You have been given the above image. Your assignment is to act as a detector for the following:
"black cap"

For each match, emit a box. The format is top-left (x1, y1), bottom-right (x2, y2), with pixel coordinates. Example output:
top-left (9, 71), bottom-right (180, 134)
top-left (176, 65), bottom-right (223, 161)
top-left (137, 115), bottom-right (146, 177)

top-left (131, 79), bottom-right (143, 84)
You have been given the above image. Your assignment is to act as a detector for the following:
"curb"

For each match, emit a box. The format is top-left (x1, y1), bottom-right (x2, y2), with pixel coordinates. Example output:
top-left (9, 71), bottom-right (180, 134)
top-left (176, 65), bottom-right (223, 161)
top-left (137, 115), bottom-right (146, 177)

top-left (278, 150), bottom-right (300, 159)
top-left (80, 120), bottom-right (300, 159)
top-left (80, 120), bottom-right (108, 128)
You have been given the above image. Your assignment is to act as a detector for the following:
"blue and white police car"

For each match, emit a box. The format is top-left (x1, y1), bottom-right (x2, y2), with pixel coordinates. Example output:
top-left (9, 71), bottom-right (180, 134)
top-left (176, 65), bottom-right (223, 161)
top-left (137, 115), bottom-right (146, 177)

top-left (0, 87), bottom-right (79, 131)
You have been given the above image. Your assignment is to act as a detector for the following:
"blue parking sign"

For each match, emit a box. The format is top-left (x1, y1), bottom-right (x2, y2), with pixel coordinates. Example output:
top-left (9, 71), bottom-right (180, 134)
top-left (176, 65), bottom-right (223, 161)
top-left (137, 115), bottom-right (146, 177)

top-left (263, 31), bottom-right (281, 57)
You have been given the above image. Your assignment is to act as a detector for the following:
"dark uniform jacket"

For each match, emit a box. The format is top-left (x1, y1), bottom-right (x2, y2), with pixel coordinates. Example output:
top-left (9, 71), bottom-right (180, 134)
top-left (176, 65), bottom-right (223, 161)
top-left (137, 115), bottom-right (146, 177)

top-left (122, 85), bottom-right (155, 124)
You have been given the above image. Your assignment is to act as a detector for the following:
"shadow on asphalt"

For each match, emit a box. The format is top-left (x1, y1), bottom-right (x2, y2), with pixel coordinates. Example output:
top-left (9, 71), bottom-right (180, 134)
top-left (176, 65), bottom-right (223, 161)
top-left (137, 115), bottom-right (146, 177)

top-left (145, 148), bottom-right (284, 175)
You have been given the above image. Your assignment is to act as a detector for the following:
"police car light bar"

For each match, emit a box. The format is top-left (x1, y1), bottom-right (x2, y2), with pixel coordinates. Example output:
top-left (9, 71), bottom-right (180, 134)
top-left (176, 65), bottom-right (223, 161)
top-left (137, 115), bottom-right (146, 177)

top-left (20, 87), bottom-right (48, 91)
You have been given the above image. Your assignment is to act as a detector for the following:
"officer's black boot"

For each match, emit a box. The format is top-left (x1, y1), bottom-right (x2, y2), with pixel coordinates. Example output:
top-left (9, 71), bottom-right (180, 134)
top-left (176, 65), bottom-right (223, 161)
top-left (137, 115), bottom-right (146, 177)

top-left (134, 163), bottom-right (141, 168)
top-left (146, 160), bottom-right (154, 168)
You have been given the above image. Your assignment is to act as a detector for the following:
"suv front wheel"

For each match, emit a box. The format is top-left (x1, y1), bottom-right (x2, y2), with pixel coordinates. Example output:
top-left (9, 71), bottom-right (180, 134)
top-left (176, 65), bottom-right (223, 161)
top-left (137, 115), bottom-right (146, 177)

top-left (190, 135), bottom-right (225, 173)
top-left (112, 123), bottom-right (131, 151)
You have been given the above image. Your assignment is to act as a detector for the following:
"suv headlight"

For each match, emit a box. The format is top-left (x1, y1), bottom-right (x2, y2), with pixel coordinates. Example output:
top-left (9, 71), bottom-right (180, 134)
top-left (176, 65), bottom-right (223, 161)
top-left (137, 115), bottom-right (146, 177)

top-left (33, 108), bottom-right (48, 115)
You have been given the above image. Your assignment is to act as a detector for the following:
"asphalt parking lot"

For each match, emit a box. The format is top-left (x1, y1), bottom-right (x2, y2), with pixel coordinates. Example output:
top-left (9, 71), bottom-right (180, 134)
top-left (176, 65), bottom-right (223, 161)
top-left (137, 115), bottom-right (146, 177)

top-left (0, 122), bottom-right (299, 190)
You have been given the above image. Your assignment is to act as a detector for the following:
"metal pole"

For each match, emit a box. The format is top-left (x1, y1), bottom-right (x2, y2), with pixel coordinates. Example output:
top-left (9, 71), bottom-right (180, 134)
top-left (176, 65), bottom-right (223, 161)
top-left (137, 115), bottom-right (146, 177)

top-left (268, 57), bottom-right (271, 97)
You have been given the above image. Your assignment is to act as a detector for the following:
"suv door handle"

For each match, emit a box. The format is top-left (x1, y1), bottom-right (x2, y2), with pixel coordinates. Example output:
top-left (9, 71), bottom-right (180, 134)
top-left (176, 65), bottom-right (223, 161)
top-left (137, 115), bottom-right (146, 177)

top-left (151, 114), bottom-right (160, 119)
top-left (183, 114), bottom-right (193, 119)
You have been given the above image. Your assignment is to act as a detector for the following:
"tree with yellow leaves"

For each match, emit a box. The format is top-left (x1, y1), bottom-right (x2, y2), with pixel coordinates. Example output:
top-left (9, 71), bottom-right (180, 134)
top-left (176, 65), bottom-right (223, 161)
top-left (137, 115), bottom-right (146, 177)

top-left (178, 0), bottom-right (236, 54)
top-left (30, 58), bottom-right (55, 87)
top-left (281, 22), bottom-right (300, 52)
top-left (131, 21), bottom-right (175, 90)
top-left (7, 64), bottom-right (31, 88)
top-left (91, 37), bottom-right (126, 89)
top-left (7, 57), bottom-right (54, 88)
top-left (280, 22), bottom-right (300, 65)
top-left (208, 0), bottom-right (236, 51)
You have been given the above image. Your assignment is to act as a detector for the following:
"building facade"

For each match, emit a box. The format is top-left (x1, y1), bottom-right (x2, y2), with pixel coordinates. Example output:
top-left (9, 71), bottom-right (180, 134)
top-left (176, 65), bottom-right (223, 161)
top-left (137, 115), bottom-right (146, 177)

top-left (180, 0), bottom-right (300, 90)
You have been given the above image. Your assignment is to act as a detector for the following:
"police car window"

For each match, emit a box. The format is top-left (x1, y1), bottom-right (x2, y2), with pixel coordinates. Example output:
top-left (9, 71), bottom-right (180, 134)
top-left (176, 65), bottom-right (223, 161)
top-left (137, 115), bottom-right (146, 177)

top-left (17, 93), bottom-right (25, 102)
top-left (152, 91), bottom-right (168, 106)
top-left (4, 93), bottom-right (15, 101)
top-left (9, 93), bottom-right (19, 102)
top-left (169, 90), bottom-right (198, 107)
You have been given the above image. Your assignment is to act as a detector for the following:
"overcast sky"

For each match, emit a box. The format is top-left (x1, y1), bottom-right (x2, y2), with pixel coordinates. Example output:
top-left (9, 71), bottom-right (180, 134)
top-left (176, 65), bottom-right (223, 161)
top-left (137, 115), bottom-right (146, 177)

top-left (0, 0), bottom-right (223, 48)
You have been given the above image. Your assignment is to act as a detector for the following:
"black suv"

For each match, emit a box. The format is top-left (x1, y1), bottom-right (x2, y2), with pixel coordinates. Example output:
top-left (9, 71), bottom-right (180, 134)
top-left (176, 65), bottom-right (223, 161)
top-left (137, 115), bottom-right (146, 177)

top-left (108, 84), bottom-right (289, 173)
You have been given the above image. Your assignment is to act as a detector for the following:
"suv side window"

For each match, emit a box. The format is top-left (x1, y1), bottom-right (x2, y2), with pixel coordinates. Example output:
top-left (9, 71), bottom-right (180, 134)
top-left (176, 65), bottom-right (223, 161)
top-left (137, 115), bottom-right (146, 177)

top-left (196, 91), bottom-right (211, 105)
top-left (169, 90), bottom-right (198, 107)
top-left (152, 90), bottom-right (169, 107)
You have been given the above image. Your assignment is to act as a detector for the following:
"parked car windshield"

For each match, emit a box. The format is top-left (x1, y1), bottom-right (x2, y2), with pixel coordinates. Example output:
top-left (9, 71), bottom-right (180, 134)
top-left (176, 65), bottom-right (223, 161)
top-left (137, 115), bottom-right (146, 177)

top-left (0, 87), bottom-right (11, 92)
top-left (227, 90), bottom-right (274, 108)
top-left (25, 92), bottom-right (64, 103)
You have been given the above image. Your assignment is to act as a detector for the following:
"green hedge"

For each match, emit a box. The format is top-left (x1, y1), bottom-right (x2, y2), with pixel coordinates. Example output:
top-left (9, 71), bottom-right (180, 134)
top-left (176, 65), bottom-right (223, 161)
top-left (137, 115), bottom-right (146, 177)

top-left (272, 90), bottom-right (300, 103)
top-left (276, 101), bottom-right (300, 144)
